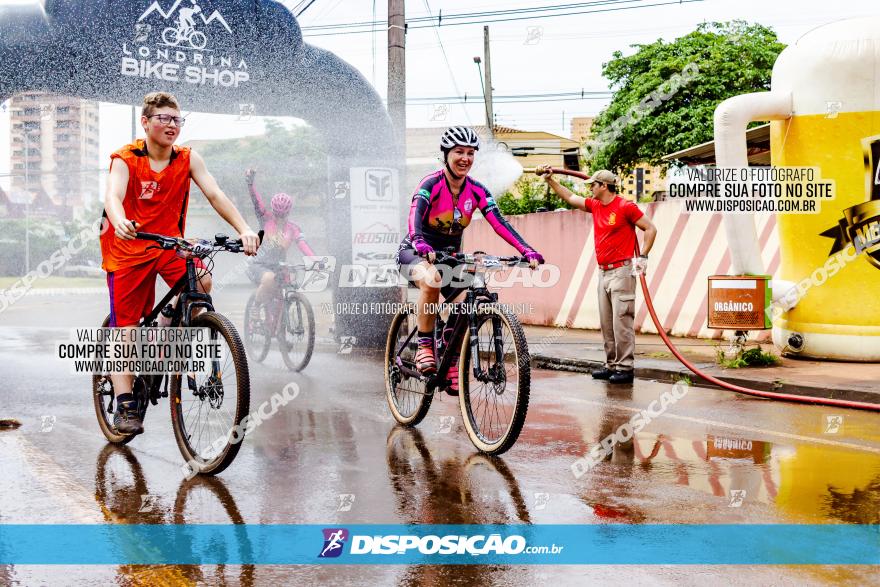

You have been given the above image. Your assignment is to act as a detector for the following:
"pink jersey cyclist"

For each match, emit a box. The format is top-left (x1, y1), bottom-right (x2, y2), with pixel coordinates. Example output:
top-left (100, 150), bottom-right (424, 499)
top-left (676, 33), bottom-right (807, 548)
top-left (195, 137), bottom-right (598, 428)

top-left (246, 169), bottom-right (315, 264)
top-left (403, 170), bottom-right (533, 251)
top-left (396, 126), bottom-right (544, 395)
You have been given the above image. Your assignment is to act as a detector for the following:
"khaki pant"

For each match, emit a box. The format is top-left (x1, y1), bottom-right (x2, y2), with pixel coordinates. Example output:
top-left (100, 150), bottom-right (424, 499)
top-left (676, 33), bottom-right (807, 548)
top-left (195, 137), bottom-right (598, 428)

top-left (597, 265), bottom-right (636, 372)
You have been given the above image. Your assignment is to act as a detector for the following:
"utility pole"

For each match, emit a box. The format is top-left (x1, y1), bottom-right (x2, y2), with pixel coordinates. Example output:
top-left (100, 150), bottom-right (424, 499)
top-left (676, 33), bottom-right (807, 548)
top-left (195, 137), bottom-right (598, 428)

top-left (483, 26), bottom-right (494, 140)
top-left (387, 0), bottom-right (406, 154)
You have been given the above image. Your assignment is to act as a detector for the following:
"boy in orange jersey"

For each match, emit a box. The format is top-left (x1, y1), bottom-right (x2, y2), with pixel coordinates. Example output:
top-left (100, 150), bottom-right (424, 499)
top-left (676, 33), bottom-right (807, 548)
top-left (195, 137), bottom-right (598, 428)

top-left (101, 91), bottom-right (260, 435)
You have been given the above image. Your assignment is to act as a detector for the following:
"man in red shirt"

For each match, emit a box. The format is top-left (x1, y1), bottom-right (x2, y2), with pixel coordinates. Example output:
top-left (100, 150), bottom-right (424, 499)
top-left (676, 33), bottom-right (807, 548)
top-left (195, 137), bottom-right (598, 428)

top-left (102, 91), bottom-right (260, 434)
top-left (540, 168), bottom-right (657, 383)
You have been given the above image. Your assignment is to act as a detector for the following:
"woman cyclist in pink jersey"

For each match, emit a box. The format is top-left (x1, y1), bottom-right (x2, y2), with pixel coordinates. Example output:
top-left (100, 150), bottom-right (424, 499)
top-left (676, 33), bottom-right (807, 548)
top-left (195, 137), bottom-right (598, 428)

top-left (245, 168), bottom-right (316, 302)
top-left (396, 126), bottom-right (544, 395)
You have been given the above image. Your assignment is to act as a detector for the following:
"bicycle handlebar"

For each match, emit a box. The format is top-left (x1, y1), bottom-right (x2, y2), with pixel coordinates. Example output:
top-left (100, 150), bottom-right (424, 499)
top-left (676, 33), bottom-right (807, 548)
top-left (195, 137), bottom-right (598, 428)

top-left (253, 258), bottom-right (329, 271)
top-left (429, 249), bottom-right (529, 267)
top-left (135, 230), bottom-right (265, 254)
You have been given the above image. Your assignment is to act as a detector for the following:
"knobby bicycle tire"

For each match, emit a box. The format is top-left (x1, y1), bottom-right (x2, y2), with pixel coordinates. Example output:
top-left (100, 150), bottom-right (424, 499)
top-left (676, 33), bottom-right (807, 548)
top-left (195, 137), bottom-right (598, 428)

top-left (459, 304), bottom-right (531, 455)
top-left (278, 291), bottom-right (315, 372)
top-left (170, 311), bottom-right (250, 476)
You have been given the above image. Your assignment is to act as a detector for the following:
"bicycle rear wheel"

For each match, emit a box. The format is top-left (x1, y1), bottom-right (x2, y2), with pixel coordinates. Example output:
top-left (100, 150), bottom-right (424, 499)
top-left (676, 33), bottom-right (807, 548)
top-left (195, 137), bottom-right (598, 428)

top-left (278, 291), bottom-right (315, 372)
top-left (243, 293), bottom-right (271, 363)
top-left (385, 305), bottom-right (433, 426)
top-left (93, 315), bottom-right (135, 445)
top-left (459, 304), bottom-right (530, 455)
top-left (170, 311), bottom-right (250, 476)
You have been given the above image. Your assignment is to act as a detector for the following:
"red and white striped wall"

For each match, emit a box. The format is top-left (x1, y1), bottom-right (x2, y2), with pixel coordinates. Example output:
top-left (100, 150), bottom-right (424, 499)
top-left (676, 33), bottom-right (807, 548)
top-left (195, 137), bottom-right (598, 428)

top-left (464, 202), bottom-right (780, 340)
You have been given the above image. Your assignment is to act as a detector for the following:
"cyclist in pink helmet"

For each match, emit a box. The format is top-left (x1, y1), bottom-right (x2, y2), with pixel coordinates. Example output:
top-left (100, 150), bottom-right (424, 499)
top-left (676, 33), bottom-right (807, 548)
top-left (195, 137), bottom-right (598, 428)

top-left (271, 192), bottom-right (293, 216)
top-left (246, 168), bottom-right (316, 302)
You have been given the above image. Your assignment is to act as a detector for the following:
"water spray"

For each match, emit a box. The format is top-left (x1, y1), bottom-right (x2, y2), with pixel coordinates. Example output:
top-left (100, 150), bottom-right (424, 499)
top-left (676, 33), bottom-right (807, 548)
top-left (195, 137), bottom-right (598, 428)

top-left (526, 167), bottom-right (880, 412)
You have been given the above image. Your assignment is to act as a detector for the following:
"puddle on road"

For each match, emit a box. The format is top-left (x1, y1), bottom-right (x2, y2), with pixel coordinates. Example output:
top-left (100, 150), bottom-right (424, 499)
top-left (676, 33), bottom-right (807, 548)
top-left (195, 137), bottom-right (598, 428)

top-left (545, 403), bottom-right (880, 524)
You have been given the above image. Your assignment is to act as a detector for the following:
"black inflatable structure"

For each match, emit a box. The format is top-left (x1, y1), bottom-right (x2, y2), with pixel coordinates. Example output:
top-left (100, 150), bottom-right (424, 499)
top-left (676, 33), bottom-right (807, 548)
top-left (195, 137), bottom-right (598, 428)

top-left (0, 0), bottom-right (402, 345)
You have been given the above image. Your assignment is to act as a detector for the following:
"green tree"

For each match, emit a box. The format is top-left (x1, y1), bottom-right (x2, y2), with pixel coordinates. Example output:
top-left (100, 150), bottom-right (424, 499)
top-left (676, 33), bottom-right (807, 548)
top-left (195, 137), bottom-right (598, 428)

top-left (190, 120), bottom-right (328, 215)
top-left (588, 21), bottom-right (785, 174)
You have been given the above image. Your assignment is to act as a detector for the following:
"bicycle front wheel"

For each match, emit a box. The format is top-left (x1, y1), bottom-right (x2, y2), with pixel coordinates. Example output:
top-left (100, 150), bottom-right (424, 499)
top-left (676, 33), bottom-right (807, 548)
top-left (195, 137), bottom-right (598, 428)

top-left (384, 305), bottom-right (433, 426)
top-left (189, 31), bottom-right (207, 49)
top-left (459, 304), bottom-right (530, 455)
top-left (170, 312), bottom-right (250, 476)
top-left (278, 291), bottom-right (315, 372)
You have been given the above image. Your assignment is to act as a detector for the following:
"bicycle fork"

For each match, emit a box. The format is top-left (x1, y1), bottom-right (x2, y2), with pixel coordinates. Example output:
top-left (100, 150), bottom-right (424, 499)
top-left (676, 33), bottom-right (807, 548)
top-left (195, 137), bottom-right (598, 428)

top-left (465, 298), bottom-right (506, 384)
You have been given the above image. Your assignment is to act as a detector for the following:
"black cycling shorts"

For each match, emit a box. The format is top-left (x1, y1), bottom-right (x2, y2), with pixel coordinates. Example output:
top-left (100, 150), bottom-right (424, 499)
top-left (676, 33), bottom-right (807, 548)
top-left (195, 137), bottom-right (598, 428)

top-left (396, 241), bottom-right (468, 302)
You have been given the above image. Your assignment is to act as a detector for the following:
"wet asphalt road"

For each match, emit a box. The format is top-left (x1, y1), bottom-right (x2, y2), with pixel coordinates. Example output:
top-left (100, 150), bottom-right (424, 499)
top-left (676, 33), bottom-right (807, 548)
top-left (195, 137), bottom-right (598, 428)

top-left (1, 288), bottom-right (879, 585)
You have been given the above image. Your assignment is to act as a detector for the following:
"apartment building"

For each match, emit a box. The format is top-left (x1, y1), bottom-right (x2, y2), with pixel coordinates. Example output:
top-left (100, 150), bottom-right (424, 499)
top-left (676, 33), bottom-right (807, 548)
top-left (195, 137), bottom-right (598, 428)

top-left (8, 92), bottom-right (100, 217)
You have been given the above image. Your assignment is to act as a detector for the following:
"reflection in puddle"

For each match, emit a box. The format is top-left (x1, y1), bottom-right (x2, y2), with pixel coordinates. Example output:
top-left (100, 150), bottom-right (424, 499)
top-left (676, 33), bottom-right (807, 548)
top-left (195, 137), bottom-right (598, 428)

top-left (93, 444), bottom-right (255, 586)
top-left (573, 404), bottom-right (880, 523)
top-left (385, 426), bottom-right (532, 526)
top-left (385, 426), bottom-right (533, 587)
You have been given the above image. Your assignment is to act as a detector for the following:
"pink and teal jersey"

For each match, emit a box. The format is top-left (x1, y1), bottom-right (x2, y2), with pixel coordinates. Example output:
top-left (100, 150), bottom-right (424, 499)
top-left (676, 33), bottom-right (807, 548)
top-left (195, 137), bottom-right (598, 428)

top-left (403, 170), bottom-right (532, 254)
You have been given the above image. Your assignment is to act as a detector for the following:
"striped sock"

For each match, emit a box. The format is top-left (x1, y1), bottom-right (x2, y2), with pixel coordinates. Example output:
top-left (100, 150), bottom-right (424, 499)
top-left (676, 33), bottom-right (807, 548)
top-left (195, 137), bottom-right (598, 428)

top-left (417, 331), bottom-right (433, 348)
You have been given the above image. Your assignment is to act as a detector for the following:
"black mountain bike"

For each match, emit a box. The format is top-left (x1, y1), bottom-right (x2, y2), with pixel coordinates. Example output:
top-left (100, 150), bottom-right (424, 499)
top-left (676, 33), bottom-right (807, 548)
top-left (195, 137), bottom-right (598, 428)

top-left (93, 231), bottom-right (261, 476)
top-left (243, 260), bottom-right (322, 372)
top-left (384, 251), bottom-right (532, 455)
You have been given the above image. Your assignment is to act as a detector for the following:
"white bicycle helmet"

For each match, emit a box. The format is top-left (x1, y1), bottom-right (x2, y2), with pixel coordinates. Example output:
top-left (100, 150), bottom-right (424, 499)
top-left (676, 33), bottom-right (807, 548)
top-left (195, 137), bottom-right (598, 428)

top-left (440, 126), bottom-right (480, 151)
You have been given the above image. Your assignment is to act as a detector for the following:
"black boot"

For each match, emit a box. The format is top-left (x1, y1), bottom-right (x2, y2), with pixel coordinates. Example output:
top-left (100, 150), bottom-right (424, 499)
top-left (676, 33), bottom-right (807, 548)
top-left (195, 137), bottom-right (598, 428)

top-left (591, 367), bottom-right (614, 380)
top-left (609, 370), bottom-right (634, 384)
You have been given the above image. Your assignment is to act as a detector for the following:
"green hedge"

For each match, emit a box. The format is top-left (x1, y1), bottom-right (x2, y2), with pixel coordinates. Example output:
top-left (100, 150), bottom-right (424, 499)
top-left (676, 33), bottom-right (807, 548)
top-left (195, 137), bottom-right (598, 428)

top-left (495, 176), bottom-right (577, 216)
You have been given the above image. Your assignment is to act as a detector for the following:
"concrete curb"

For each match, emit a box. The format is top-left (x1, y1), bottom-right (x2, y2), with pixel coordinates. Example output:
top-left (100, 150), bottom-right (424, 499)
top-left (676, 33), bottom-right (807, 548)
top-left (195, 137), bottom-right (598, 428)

top-left (532, 354), bottom-right (880, 407)
top-left (0, 287), bottom-right (106, 297)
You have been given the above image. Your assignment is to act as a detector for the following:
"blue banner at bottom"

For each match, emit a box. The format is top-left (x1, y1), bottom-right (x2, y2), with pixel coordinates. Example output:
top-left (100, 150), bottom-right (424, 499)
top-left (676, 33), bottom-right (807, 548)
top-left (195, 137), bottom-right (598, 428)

top-left (0, 525), bottom-right (877, 565)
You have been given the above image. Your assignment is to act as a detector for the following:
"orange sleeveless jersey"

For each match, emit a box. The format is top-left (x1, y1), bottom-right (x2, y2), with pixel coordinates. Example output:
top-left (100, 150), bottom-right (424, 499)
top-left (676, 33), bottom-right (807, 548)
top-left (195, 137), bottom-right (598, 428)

top-left (100, 140), bottom-right (192, 272)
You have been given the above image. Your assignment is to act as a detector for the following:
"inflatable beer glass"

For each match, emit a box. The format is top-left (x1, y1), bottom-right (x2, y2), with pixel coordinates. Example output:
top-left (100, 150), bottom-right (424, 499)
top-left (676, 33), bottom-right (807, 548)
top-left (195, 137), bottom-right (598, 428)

top-left (769, 18), bottom-right (880, 360)
top-left (716, 17), bottom-right (880, 360)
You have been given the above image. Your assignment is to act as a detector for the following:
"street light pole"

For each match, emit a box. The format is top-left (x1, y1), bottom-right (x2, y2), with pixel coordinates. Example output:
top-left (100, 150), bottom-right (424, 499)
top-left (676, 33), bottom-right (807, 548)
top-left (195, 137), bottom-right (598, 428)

top-left (23, 131), bottom-right (32, 274)
top-left (473, 56), bottom-right (492, 137)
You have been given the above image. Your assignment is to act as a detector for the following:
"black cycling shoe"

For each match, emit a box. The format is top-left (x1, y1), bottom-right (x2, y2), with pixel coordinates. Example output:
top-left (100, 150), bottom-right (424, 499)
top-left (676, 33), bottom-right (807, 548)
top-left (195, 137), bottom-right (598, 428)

top-left (113, 400), bottom-right (144, 435)
top-left (609, 370), bottom-right (634, 384)
top-left (591, 367), bottom-right (614, 380)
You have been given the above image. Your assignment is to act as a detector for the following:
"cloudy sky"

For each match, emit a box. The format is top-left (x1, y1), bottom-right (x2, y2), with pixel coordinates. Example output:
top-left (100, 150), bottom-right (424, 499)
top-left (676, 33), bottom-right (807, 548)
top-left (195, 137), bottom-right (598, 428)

top-left (0, 0), bottom-right (877, 191)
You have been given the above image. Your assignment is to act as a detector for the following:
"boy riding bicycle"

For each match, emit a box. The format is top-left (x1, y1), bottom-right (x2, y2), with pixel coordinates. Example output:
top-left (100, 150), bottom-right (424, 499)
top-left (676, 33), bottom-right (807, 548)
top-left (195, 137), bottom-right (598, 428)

top-left (101, 91), bottom-right (260, 436)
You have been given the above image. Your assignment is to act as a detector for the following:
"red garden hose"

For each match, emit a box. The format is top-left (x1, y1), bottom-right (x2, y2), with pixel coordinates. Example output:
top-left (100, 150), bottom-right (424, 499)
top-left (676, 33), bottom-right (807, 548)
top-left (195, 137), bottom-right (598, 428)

top-left (531, 167), bottom-right (880, 412)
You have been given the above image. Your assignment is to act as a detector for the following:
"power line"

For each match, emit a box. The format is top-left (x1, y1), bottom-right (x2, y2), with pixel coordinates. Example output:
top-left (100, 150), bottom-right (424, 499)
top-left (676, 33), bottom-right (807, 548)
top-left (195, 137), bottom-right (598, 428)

top-left (408, 96), bottom-right (611, 105)
top-left (293, 0), bottom-right (320, 17)
top-left (304, 0), bottom-right (642, 30)
top-left (301, 0), bottom-right (704, 37)
top-left (407, 90), bottom-right (612, 100)
top-left (421, 0), bottom-right (472, 125)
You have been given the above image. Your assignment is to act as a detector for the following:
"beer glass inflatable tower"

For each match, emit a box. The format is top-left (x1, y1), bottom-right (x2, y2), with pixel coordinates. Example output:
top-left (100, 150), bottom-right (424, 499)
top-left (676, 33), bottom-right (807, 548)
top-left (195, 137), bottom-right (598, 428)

top-left (715, 17), bottom-right (880, 360)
